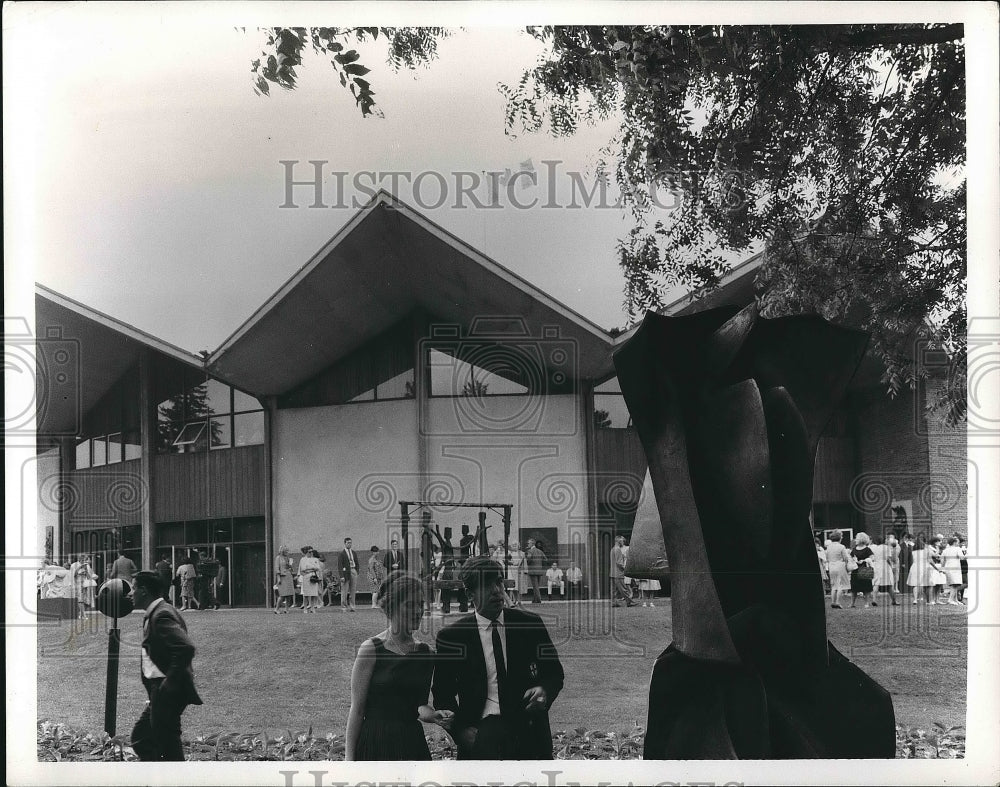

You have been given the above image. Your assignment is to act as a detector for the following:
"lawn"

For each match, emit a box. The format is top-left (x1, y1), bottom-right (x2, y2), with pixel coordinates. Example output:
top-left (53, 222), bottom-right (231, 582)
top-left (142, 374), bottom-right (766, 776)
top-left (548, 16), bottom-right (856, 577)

top-left (37, 597), bottom-right (966, 753)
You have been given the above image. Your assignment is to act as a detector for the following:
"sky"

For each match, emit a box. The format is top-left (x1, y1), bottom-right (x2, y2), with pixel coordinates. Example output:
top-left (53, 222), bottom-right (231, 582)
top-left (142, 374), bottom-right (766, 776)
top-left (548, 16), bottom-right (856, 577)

top-left (8, 6), bottom-right (645, 353)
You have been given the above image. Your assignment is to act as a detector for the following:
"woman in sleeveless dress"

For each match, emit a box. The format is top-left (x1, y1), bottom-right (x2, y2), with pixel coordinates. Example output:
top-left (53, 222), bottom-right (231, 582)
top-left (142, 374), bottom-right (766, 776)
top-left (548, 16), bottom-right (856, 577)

top-left (346, 571), bottom-right (453, 760)
top-left (849, 532), bottom-right (875, 608)
top-left (824, 530), bottom-right (851, 609)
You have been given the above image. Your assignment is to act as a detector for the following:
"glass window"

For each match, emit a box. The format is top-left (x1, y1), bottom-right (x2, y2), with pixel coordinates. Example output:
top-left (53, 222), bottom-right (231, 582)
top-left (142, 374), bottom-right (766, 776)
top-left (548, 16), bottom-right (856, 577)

top-left (211, 519), bottom-right (232, 543)
top-left (124, 430), bottom-right (141, 460)
top-left (349, 388), bottom-right (375, 402)
top-left (121, 525), bottom-right (142, 550)
top-left (233, 517), bottom-right (265, 542)
top-left (594, 377), bottom-right (622, 394)
top-left (594, 395), bottom-right (632, 428)
top-left (186, 520), bottom-right (209, 544)
top-left (429, 349), bottom-right (529, 397)
top-left (107, 433), bottom-right (123, 464)
top-left (378, 369), bottom-right (415, 400)
top-left (156, 522), bottom-right (185, 546)
top-left (233, 388), bottom-right (262, 413)
top-left (210, 416), bottom-right (232, 450)
top-left (173, 421), bottom-right (206, 448)
top-left (75, 439), bottom-right (91, 470)
top-left (234, 411), bottom-right (265, 446)
top-left (183, 378), bottom-right (211, 422)
top-left (92, 436), bottom-right (107, 467)
top-left (204, 378), bottom-right (231, 415)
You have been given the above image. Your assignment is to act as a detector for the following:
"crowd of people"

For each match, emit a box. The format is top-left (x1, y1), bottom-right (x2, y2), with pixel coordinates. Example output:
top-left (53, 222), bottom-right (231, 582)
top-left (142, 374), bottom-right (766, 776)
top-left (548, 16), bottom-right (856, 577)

top-left (816, 529), bottom-right (969, 609)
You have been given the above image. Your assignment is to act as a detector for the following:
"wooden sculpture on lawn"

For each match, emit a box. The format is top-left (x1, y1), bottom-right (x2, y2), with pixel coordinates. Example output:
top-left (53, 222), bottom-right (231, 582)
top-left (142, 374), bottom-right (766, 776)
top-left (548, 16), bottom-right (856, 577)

top-left (614, 304), bottom-right (896, 759)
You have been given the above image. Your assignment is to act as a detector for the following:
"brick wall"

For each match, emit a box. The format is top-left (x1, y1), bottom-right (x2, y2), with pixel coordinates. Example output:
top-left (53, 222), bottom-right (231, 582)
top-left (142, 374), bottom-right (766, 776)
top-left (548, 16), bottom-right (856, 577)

top-left (853, 386), bottom-right (931, 535)
top-left (923, 378), bottom-right (968, 537)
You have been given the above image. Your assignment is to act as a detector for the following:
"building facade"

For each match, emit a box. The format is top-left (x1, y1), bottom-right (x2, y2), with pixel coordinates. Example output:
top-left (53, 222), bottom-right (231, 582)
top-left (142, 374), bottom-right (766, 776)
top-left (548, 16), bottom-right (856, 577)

top-left (34, 193), bottom-right (966, 604)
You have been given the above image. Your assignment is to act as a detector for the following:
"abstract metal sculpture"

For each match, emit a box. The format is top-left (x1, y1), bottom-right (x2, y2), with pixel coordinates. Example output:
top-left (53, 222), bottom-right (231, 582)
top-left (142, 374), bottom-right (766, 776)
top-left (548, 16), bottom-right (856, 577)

top-left (614, 304), bottom-right (896, 759)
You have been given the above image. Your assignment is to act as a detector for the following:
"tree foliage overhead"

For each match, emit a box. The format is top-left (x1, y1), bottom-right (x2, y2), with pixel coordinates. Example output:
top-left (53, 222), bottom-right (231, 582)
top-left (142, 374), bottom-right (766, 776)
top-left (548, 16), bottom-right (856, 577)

top-left (249, 26), bottom-right (450, 115)
top-left (252, 24), bottom-right (967, 421)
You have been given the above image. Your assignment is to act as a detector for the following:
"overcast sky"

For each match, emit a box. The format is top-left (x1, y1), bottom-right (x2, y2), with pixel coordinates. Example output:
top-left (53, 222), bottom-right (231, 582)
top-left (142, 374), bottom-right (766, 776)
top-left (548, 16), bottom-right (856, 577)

top-left (8, 6), bottom-right (647, 352)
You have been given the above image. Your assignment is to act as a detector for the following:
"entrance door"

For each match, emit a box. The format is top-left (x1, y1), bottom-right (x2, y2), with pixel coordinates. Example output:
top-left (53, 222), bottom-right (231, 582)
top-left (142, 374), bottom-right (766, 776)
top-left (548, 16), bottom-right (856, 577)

top-left (231, 543), bottom-right (266, 606)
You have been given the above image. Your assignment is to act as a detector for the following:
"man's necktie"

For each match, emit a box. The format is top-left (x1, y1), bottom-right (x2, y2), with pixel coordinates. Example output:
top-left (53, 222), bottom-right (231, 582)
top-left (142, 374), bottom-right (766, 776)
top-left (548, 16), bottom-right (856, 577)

top-left (491, 620), bottom-right (507, 710)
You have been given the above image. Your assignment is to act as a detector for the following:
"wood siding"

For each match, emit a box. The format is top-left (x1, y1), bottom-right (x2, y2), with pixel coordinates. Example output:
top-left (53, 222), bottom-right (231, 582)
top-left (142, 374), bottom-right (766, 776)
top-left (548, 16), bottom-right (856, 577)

top-left (63, 459), bottom-right (144, 527)
top-left (153, 445), bottom-right (265, 521)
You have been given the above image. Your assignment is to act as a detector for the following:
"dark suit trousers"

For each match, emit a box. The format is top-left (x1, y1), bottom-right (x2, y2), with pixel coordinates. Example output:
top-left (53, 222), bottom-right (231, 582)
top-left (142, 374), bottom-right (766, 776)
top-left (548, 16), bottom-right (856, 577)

top-left (131, 680), bottom-right (185, 761)
top-left (458, 715), bottom-right (553, 760)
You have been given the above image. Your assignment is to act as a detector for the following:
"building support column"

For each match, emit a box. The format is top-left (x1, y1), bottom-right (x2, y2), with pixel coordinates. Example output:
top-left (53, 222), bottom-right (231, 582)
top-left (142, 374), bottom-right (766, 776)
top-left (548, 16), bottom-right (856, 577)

top-left (263, 396), bottom-right (276, 607)
top-left (139, 350), bottom-right (154, 570)
top-left (58, 437), bottom-right (74, 562)
top-left (582, 379), bottom-right (600, 598)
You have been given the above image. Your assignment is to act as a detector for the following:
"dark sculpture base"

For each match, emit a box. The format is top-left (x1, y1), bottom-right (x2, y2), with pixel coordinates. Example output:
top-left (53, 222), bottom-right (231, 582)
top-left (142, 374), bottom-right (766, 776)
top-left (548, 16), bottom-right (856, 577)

top-left (644, 639), bottom-right (896, 759)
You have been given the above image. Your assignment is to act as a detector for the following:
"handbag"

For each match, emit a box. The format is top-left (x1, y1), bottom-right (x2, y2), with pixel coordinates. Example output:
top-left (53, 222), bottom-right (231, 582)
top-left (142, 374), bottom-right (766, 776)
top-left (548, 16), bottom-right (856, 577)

top-left (846, 554), bottom-right (859, 572)
top-left (856, 563), bottom-right (875, 582)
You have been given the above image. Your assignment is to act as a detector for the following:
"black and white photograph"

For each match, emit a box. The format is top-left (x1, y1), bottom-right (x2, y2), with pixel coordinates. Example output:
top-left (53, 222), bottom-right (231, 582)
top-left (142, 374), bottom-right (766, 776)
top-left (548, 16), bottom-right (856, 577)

top-left (5, 2), bottom-right (999, 785)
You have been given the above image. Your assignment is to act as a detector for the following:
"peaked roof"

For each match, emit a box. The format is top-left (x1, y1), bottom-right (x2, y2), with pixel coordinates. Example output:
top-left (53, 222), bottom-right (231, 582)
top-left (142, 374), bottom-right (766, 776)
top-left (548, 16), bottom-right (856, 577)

top-left (34, 284), bottom-right (203, 435)
top-left (206, 191), bottom-right (616, 395)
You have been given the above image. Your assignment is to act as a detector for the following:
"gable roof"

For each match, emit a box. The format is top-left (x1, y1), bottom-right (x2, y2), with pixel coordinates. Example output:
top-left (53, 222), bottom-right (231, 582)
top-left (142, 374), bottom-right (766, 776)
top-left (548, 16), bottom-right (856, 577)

top-left (34, 284), bottom-right (203, 436)
top-left (206, 191), bottom-right (616, 394)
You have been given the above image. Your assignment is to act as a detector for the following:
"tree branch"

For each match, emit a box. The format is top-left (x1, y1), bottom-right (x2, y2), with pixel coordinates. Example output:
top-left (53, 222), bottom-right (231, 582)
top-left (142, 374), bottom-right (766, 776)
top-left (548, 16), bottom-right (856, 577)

top-left (837, 24), bottom-right (964, 49)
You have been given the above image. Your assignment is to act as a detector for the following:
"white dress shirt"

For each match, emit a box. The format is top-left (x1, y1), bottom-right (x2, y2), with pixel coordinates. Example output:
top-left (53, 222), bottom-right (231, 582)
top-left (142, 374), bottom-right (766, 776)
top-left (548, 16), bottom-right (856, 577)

top-left (474, 610), bottom-right (507, 719)
top-left (141, 597), bottom-right (167, 680)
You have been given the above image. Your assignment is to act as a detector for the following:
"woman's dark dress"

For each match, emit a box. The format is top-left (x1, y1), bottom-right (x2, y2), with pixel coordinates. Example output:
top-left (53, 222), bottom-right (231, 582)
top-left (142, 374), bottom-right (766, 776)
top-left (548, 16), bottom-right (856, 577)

top-left (850, 546), bottom-right (874, 593)
top-left (356, 638), bottom-right (434, 761)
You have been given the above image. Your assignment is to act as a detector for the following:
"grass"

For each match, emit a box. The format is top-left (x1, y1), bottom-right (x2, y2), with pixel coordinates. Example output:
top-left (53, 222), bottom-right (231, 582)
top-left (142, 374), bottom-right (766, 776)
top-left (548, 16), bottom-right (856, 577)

top-left (37, 595), bottom-right (966, 752)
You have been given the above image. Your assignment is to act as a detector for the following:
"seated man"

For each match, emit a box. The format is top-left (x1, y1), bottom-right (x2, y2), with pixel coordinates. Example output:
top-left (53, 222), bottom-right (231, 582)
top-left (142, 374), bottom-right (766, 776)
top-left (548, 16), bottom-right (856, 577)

top-left (545, 563), bottom-right (564, 598)
top-left (565, 562), bottom-right (583, 600)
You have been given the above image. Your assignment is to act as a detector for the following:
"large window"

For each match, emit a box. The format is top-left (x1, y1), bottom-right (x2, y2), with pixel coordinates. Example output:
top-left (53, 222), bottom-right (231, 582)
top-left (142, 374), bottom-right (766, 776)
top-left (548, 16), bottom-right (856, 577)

top-left (156, 369), bottom-right (263, 453)
top-left (73, 366), bottom-right (141, 469)
top-left (593, 377), bottom-right (632, 429)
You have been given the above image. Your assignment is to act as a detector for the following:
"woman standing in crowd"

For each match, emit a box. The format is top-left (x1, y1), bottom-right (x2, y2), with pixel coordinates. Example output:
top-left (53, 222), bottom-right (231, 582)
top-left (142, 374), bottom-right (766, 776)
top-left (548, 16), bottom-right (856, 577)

top-left (814, 536), bottom-right (829, 595)
top-left (849, 532), bottom-right (876, 608)
top-left (939, 536), bottom-right (965, 605)
top-left (824, 530), bottom-right (851, 609)
top-left (345, 571), bottom-right (453, 760)
top-left (71, 554), bottom-right (98, 619)
top-left (273, 545), bottom-right (295, 614)
top-left (870, 535), bottom-right (900, 605)
top-left (298, 547), bottom-right (323, 613)
top-left (906, 534), bottom-right (935, 604)
top-left (368, 546), bottom-right (387, 609)
top-left (928, 535), bottom-right (947, 604)
top-left (509, 541), bottom-right (526, 608)
top-left (885, 534), bottom-right (901, 596)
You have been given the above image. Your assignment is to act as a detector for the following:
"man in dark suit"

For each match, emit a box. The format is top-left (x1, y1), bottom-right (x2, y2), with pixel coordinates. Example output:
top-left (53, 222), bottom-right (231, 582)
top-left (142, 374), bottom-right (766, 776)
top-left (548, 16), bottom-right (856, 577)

top-left (127, 571), bottom-right (203, 761)
top-left (154, 555), bottom-right (173, 602)
top-left (338, 537), bottom-right (358, 611)
top-left (108, 549), bottom-right (137, 583)
top-left (381, 538), bottom-right (405, 573)
top-left (898, 533), bottom-right (915, 594)
top-left (432, 556), bottom-right (564, 759)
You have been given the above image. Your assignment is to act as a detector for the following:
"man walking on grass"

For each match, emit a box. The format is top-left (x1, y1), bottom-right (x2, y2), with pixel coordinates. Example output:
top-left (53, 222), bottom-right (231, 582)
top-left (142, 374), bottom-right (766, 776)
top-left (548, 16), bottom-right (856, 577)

top-left (128, 571), bottom-right (203, 761)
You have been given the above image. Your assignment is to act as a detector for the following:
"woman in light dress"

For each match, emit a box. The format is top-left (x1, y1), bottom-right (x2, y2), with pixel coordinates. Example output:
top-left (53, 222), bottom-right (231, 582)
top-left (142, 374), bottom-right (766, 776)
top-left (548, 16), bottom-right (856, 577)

top-left (824, 530), bottom-right (851, 609)
top-left (906, 535), bottom-right (938, 604)
top-left (367, 546), bottom-right (387, 609)
top-left (939, 536), bottom-right (965, 605)
top-left (70, 554), bottom-right (98, 619)
top-left (869, 535), bottom-right (900, 606)
top-left (273, 545), bottom-right (295, 613)
top-left (298, 547), bottom-right (323, 613)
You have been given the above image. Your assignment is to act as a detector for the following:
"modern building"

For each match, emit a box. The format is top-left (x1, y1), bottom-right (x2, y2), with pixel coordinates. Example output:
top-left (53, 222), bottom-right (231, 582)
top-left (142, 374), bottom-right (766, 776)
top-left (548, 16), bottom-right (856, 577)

top-left (34, 192), bottom-right (966, 605)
